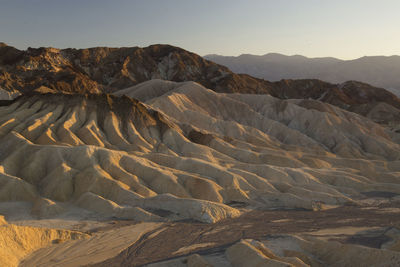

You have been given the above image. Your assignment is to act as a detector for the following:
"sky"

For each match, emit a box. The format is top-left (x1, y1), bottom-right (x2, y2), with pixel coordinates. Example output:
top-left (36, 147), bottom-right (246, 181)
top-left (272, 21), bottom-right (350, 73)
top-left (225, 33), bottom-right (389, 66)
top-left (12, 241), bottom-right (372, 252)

top-left (1, 0), bottom-right (399, 59)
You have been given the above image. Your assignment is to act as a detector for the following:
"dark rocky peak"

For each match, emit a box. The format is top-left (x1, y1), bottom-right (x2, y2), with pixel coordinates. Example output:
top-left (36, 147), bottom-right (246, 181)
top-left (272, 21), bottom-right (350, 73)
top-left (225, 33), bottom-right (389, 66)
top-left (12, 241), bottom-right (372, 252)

top-left (0, 43), bottom-right (399, 126)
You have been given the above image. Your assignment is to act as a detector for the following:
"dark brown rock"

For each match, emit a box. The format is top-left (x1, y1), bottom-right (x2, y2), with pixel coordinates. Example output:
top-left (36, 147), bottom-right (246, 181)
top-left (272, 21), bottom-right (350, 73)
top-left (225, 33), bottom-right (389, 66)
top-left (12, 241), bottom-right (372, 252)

top-left (0, 43), bottom-right (399, 126)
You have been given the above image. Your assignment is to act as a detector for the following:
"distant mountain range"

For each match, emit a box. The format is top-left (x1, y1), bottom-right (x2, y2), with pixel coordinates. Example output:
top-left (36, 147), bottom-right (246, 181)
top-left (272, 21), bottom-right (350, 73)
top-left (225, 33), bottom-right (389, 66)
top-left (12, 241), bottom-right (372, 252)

top-left (204, 53), bottom-right (400, 96)
top-left (1, 44), bottom-right (400, 266)
top-left (1, 43), bottom-right (399, 127)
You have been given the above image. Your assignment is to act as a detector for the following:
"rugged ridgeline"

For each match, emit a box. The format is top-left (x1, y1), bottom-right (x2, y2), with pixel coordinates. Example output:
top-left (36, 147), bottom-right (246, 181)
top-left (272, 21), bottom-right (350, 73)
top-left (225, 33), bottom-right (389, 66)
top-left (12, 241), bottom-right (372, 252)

top-left (0, 42), bottom-right (264, 94)
top-left (1, 44), bottom-right (400, 266)
top-left (1, 80), bottom-right (400, 266)
top-left (1, 80), bottom-right (400, 221)
top-left (205, 53), bottom-right (400, 96)
top-left (1, 43), bottom-right (400, 129)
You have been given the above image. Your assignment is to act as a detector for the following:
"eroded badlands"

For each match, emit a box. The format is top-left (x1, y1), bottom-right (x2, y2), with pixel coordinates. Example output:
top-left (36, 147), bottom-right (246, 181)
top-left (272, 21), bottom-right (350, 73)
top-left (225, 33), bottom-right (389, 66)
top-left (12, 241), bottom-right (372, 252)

top-left (0, 80), bottom-right (400, 266)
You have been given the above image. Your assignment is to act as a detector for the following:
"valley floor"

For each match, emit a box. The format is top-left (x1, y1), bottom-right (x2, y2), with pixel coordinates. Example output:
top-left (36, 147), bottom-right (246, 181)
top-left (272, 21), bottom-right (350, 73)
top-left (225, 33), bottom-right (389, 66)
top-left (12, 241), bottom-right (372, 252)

top-left (17, 195), bottom-right (400, 266)
top-left (1, 80), bottom-right (400, 266)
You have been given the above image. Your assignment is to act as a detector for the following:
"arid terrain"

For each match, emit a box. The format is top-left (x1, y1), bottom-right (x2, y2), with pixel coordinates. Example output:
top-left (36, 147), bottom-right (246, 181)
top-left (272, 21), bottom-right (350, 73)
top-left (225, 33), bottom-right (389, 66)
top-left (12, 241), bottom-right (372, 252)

top-left (0, 44), bottom-right (400, 266)
top-left (205, 53), bottom-right (400, 97)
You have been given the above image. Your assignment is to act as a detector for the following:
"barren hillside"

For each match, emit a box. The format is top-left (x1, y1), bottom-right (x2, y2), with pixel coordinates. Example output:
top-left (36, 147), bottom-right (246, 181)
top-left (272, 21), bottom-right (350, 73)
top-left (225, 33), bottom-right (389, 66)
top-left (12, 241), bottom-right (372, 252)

top-left (0, 44), bottom-right (400, 266)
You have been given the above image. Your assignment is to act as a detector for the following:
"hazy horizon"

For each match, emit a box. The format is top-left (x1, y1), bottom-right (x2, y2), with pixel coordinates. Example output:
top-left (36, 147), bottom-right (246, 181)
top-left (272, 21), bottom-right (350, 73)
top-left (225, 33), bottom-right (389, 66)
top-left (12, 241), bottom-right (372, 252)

top-left (4, 40), bottom-right (400, 61)
top-left (1, 0), bottom-right (400, 60)
top-left (204, 52), bottom-right (400, 60)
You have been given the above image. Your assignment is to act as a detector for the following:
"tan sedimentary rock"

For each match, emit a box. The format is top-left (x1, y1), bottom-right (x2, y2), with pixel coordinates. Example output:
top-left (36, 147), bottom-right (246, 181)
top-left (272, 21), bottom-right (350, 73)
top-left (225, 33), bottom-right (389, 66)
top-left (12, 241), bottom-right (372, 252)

top-left (0, 223), bottom-right (88, 267)
top-left (226, 240), bottom-right (295, 267)
top-left (0, 80), bottom-right (399, 225)
top-left (260, 235), bottom-right (400, 267)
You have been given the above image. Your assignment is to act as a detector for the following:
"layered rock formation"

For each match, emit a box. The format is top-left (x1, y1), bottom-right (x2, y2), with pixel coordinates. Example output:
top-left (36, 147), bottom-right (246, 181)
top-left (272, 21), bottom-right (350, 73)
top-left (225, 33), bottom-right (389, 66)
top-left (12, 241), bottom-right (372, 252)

top-left (0, 92), bottom-right (241, 223)
top-left (0, 42), bottom-right (253, 94)
top-left (1, 81), bottom-right (399, 227)
top-left (0, 215), bottom-right (88, 267)
top-left (1, 43), bottom-right (399, 128)
top-left (140, 234), bottom-right (400, 267)
top-left (1, 44), bottom-right (400, 266)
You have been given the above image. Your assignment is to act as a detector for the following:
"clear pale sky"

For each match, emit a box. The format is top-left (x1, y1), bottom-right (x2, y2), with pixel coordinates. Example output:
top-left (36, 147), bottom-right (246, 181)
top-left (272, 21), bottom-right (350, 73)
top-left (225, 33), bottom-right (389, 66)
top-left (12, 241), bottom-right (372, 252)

top-left (1, 0), bottom-right (399, 59)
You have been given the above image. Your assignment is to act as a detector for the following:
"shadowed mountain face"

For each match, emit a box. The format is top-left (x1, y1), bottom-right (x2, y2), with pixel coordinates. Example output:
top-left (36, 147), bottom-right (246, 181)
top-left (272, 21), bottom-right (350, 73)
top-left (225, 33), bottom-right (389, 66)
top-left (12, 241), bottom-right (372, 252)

top-left (0, 43), bottom-right (270, 95)
top-left (1, 41), bottom-right (400, 266)
top-left (205, 53), bottom-right (400, 96)
top-left (1, 82), bottom-right (400, 222)
top-left (1, 81), bottom-right (400, 266)
top-left (1, 43), bottom-right (400, 126)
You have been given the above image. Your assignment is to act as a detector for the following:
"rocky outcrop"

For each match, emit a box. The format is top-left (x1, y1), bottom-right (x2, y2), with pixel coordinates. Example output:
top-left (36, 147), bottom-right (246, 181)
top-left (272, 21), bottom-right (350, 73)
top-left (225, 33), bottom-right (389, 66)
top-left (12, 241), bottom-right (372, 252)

top-left (0, 81), bottom-right (400, 224)
top-left (1, 43), bottom-right (399, 127)
top-left (0, 43), bottom-right (263, 94)
top-left (0, 222), bottom-right (88, 267)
